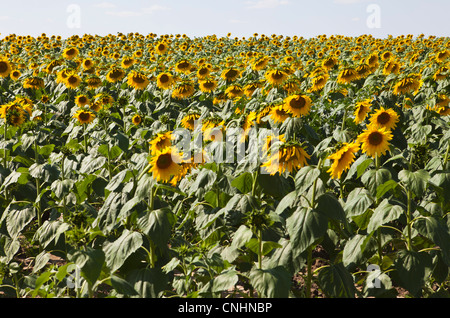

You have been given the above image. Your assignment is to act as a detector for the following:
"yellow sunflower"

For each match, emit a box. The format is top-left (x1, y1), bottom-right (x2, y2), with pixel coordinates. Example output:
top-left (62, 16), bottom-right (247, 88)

top-left (0, 59), bottom-right (12, 77)
top-left (175, 60), bottom-right (192, 74)
top-left (265, 69), bottom-right (288, 86)
top-left (368, 107), bottom-right (400, 131)
top-left (23, 77), bottom-right (45, 90)
top-left (156, 72), bottom-right (174, 90)
top-left (127, 70), bottom-right (149, 90)
top-left (327, 142), bottom-right (360, 179)
top-left (62, 47), bottom-right (79, 60)
top-left (172, 81), bottom-right (195, 99)
top-left (155, 41), bottom-right (169, 55)
top-left (198, 79), bottom-right (218, 93)
top-left (149, 147), bottom-right (182, 183)
top-left (283, 94), bottom-right (312, 117)
top-left (269, 104), bottom-right (290, 124)
top-left (75, 94), bottom-right (90, 107)
top-left (225, 84), bottom-right (244, 99)
top-left (356, 126), bottom-right (393, 158)
top-left (73, 109), bottom-right (95, 124)
top-left (393, 74), bottom-right (422, 95)
top-left (337, 67), bottom-right (358, 84)
top-left (10, 69), bottom-right (21, 81)
top-left (132, 114), bottom-right (142, 126)
top-left (261, 143), bottom-right (310, 175)
top-left (149, 131), bottom-right (173, 155)
top-left (353, 99), bottom-right (372, 124)
top-left (121, 56), bottom-right (135, 69)
top-left (180, 113), bottom-right (200, 130)
top-left (221, 67), bottom-right (241, 82)
top-left (106, 67), bottom-right (125, 83)
top-left (64, 73), bottom-right (82, 89)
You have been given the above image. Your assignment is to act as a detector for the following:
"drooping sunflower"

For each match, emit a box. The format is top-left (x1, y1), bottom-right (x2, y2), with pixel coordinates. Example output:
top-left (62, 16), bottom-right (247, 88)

top-left (327, 142), bottom-right (360, 179)
top-left (172, 81), bottom-right (195, 99)
top-left (198, 79), bottom-right (218, 93)
top-left (353, 99), bottom-right (372, 124)
top-left (149, 131), bottom-right (173, 155)
top-left (309, 73), bottom-right (329, 92)
top-left (269, 104), bottom-right (290, 124)
top-left (225, 84), bottom-right (244, 99)
top-left (148, 147), bottom-right (182, 183)
top-left (180, 113), bottom-right (200, 130)
top-left (175, 60), bottom-right (192, 74)
top-left (23, 76), bottom-right (45, 90)
top-left (0, 59), bottom-right (12, 77)
top-left (261, 143), bottom-right (310, 175)
top-left (221, 67), bottom-right (241, 82)
top-left (82, 58), bottom-right (94, 70)
top-left (239, 111), bottom-right (257, 142)
top-left (392, 74), bottom-right (422, 95)
top-left (196, 66), bottom-right (211, 80)
top-left (73, 109), bottom-right (95, 125)
top-left (127, 70), bottom-right (149, 90)
top-left (337, 67), bottom-right (358, 84)
top-left (368, 107), bottom-right (399, 131)
top-left (243, 81), bottom-right (262, 98)
top-left (356, 126), bottom-right (393, 158)
top-left (265, 69), bottom-right (288, 86)
top-left (283, 94), bottom-right (312, 117)
top-left (106, 67), bottom-right (125, 83)
top-left (86, 75), bottom-right (102, 89)
top-left (121, 56), bottom-right (135, 69)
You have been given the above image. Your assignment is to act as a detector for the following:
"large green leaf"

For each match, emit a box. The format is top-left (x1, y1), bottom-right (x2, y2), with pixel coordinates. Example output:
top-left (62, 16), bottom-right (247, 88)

top-left (367, 199), bottom-right (404, 233)
top-left (361, 168), bottom-right (392, 198)
top-left (294, 166), bottom-right (321, 194)
top-left (344, 187), bottom-right (374, 218)
top-left (249, 266), bottom-right (291, 298)
top-left (137, 208), bottom-right (175, 248)
top-left (231, 172), bottom-right (253, 194)
top-left (103, 229), bottom-right (143, 273)
top-left (398, 169), bottom-right (430, 198)
top-left (68, 247), bottom-right (105, 286)
top-left (33, 220), bottom-right (71, 249)
top-left (394, 250), bottom-right (431, 296)
top-left (126, 267), bottom-right (169, 298)
top-left (413, 216), bottom-right (450, 266)
top-left (317, 263), bottom-right (356, 298)
top-left (316, 192), bottom-right (346, 222)
top-left (4, 203), bottom-right (35, 240)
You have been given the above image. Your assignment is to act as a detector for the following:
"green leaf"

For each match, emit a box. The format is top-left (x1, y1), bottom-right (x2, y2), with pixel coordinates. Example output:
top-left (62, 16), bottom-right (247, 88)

top-left (38, 144), bottom-right (55, 157)
top-left (230, 225), bottom-right (253, 249)
top-left (316, 192), bottom-right (346, 222)
top-left (344, 187), bottom-right (374, 218)
top-left (68, 247), bottom-right (105, 286)
top-left (286, 207), bottom-right (328, 255)
top-left (394, 250), bottom-right (431, 296)
top-left (137, 208), bottom-right (175, 248)
top-left (317, 263), bottom-right (356, 298)
top-left (249, 266), bottom-right (291, 298)
top-left (32, 251), bottom-right (51, 274)
top-left (361, 168), bottom-right (392, 197)
top-left (376, 179), bottom-right (399, 199)
top-left (33, 220), bottom-right (71, 249)
top-left (103, 229), bottom-right (143, 273)
top-left (398, 169), bottom-right (430, 198)
top-left (413, 216), bottom-right (450, 266)
top-left (126, 267), bottom-right (169, 298)
top-left (210, 269), bottom-right (239, 294)
top-left (5, 203), bottom-right (35, 240)
top-left (110, 275), bottom-right (138, 296)
top-left (294, 166), bottom-right (321, 194)
top-left (51, 179), bottom-right (74, 199)
top-left (245, 239), bottom-right (282, 256)
top-left (343, 234), bottom-right (376, 267)
top-left (231, 172), bottom-right (253, 194)
top-left (367, 199), bottom-right (404, 233)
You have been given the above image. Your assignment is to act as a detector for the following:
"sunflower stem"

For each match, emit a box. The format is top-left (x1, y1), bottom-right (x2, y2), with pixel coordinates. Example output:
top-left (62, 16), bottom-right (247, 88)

top-left (305, 245), bottom-right (313, 298)
top-left (443, 143), bottom-right (449, 168)
top-left (405, 151), bottom-right (415, 251)
top-left (3, 120), bottom-right (7, 169)
top-left (257, 228), bottom-right (263, 270)
top-left (83, 124), bottom-right (88, 153)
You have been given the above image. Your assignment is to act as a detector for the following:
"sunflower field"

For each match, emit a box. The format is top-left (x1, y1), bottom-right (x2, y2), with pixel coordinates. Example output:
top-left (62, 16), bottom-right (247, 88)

top-left (0, 32), bottom-right (449, 299)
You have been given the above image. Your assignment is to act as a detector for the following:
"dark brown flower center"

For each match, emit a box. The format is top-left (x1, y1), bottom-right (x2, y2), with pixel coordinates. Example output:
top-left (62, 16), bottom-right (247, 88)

top-left (78, 112), bottom-right (90, 122)
top-left (377, 112), bottom-right (391, 125)
top-left (289, 96), bottom-right (306, 109)
top-left (156, 153), bottom-right (173, 169)
top-left (368, 131), bottom-right (383, 146)
top-left (0, 61), bottom-right (8, 73)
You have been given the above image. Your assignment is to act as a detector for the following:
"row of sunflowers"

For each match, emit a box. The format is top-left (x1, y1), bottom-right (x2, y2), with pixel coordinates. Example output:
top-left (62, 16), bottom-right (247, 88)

top-left (0, 32), bottom-right (449, 298)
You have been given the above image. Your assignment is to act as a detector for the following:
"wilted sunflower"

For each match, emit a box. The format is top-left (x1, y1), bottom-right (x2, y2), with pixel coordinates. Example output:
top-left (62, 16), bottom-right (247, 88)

top-left (73, 109), bottom-right (95, 124)
top-left (356, 126), bottom-right (393, 158)
top-left (127, 70), bottom-right (149, 90)
top-left (0, 102), bottom-right (29, 126)
top-left (393, 74), bottom-right (422, 95)
top-left (353, 99), bottom-right (372, 124)
top-left (156, 72), bottom-right (175, 90)
top-left (309, 73), bottom-right (329, 92)
top-left (0, 59), bottom-right (12, 77)
top-left (265, 69), bottom-right (288, 86)
top-left (148, 147), bottom-right (182, 183)
top-left (283, 94), bottom-right (311, 117)
top-left (252, 56), bottom-right (270, 71)
top-left (368, 107), bottom-right (399, 131)
top-left (261, 143), bottom-right (310, 175)
top-left (172, 81), bottom-right (195, 99)
top-left (86, 75), bottom-right (102, 89)
top-left (149, 131), bottom-right (173, 155)
top-left (327, 142), bottom-right (360, 179)
top-left (106, 67), bottom-right (125, 83)
top-left (175, 60), bottom-right (192, 74)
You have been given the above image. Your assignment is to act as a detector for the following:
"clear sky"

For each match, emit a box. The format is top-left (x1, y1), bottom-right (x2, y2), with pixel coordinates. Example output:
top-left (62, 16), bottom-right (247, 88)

top-left (1, 0), bottom-right (449, 39)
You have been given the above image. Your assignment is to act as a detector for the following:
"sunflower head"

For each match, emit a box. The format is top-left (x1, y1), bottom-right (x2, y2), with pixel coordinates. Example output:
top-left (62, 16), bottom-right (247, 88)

top-left (368, 107), bottom-right (400, 131)
top-left (149, 147), bottom-right (183, 183)
top-left (149, 131), bottom-right (173, 155)
top-left (0, 59), bottom-right (13, 77)
top-left (73, 109), bottom-right (95, 125)
top-left (261, 142), bottom-right (310, 175)
top-left (353, 99), bottom-right (372, 124)
top-left (127, 70), bottom-right (149, 90)
top-left (283, 94), bottom-right (312, 117)
top-left (156, 72), bottom-right (174, 90)
top-left (132, 114), bottom-right (142, 126)
top-left (356, 126), bottom-right (393, 158)
top-left (327, 142), bottom-right (360, 179)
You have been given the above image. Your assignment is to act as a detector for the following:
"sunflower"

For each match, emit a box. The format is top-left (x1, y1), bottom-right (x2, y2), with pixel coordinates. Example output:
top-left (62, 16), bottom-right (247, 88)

top-left (337, 67), bottom-right (358, 84)
top-left (0, 102), bottom-right (28, 126)
top-left (155, 41), bottom-right (169, 55)
top-left (196, 66), bottom-right (210, 79)
top-left (243, 82), bottom-right (262, 98)
top-left (252, 56), bottom-right (270, 71)
top-left (172, 81), bottom-right (195, 99)
top-left (149, 131), bottom-right (173, 155)
top-left (353, 99), bottom-right (372, 124)
top-left (23, 77), bottom-right (45, 90)
top-left (106, 67), bottom-right (125, 83)
top-left (261, 143), bottom-right (310, 175)
top-left (265, 69), bottom-right (288, 86)
top-left (368, 107), bottom-right (399, 131)
top-left (322, 56), bottom-right (338, 70)
top-left (240, 111), bottom-right (257, 142)
top-left (62, 47), bottom-right (79, 60)
top-left (327, 142), bottom-right (360, 179)
top-left (156, 72), bottom-right (175, 90)
top-left (127, 70), bottom-right (149, 90)
top-left (269, 105), bottom-right (290, 124)
top-left (64, 72), bottom-right (82, 89)
top-left (86, 76), bottom-right (102, 89)
top-left (392, 74), bottom-right (422, 95)
top-left (356, 126), bottom-right (393, 158)
top-left (180, 113), bottom-right (200, 130)
top-left (73, 109), bottom-right (95, 124)
top-left (132, 114), bottom-right (142, 126)
top-left (225, 84), bottom-right (244, 99)
top-left (121, 56), bottom-right (135, 69)
top-left (82, 58), bottom-right (94, 70)
top-left (175, 60), bottom-right (192, 74)
top-left (283, 94), bottom-right (311, 117)
top-left (198, 79), bottom-right (218, 93)
top-left (221, 67), bottom-right (241, 82)
top-left (10, 69), bottom-right (21, 81)
top-left (149, 147), bottom-right (183, 183)
top-left (256, 105), bottom-right (273, 124)
top-left (309, 73), bottom-right (329, 92)
top-left (75, 94), bottom-right (90, 107)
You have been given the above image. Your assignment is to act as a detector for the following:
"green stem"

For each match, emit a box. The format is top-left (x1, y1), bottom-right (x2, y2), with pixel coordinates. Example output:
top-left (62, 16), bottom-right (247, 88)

top-left (341, 107), bottom-right (347, 131)
top-left (83, 124), bottom-right (88, 153)
top-left (311, 158), bottom-right (323, 208)
top-left (34, 138), bottom-right (42, 228)
top-left (258, 228), bottom-right (263, 270)
top-left (3, 120), bottom-right (7, 168)
top-left (443, 143), bottom-right (449, 168)
top-left (305, 245), bottom-right (313, 298)
top-left (405, 151), bottom-right (414, 251)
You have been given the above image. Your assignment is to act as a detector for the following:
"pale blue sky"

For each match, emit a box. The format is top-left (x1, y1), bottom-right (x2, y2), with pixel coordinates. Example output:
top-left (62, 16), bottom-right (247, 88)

top-left (0, 0), bottom-right (449, 39)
